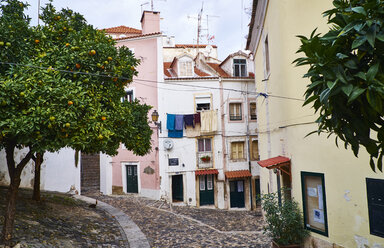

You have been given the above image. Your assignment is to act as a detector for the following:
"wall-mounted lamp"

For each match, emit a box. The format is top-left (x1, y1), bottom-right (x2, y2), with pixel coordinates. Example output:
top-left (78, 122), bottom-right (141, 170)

top-left (151, 110), bottom-right (162, 133)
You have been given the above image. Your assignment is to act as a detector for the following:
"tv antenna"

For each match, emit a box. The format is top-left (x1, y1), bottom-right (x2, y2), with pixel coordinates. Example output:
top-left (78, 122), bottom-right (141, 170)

top-left (141, 0), bottom-right (166, 12)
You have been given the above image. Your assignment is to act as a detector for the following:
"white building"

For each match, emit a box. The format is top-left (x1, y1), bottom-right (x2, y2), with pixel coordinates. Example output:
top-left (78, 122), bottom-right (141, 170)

top-left (158, 45), bottom-right (260, 210)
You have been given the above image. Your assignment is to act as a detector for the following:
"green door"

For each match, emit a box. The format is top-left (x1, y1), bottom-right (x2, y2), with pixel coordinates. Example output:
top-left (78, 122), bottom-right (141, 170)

top-left (172, 175), bottom-right (183, 202)
top-left (200, 175), bottom-right (214, 206)
top-left (230, 180), bottom-right (245, 208)
top-left (126, 165), bottom-right (138, 193)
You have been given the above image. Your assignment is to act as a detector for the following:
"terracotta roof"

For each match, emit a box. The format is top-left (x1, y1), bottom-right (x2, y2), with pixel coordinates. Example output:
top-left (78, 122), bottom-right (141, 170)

top-left (114, 32), bottom-right (162, 41)
top-left (194, 67), bottom-right (210, 77)
top-left (258, 156), bottom-right (290, 168)
top-left (225, 170), bottom-right (252, 179)
top-left (207, 63), bottom-right (230, 77)
top-left (195, 169), bottom-right (219, 176)
top-left (104, 25), bottom-right (142, 34)
top-left (174, 44), bottom-right (217, 48)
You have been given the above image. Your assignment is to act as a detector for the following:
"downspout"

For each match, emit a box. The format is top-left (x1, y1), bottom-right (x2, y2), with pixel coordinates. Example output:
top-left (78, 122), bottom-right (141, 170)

top-left (219, 77), bottom-right (228, 208)
top-left (245, 81), bottom-right (253, 210)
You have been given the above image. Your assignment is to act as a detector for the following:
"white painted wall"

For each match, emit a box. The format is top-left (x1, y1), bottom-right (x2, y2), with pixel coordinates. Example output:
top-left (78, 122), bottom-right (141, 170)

top-left (100, 153), bottom-right (112, 195)
top-left (0, 148), bottom-right (80, 193)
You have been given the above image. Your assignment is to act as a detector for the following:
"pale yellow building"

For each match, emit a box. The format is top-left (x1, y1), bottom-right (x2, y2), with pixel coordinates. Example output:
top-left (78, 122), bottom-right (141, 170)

top-left (246, 0), bottom-right (384, 247)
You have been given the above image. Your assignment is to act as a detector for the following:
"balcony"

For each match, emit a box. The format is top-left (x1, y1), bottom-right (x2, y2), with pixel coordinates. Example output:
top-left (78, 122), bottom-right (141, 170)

top-left (230, 115), bottom-right (242, 121)
top-left (197, 151), bottom-right (213, 169)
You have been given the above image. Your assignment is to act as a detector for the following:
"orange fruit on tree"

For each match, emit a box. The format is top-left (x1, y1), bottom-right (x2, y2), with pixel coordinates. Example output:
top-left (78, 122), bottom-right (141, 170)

top-left (68, 101), bottom-right (73, 106)
top-left (35, 39), bottom-right (40, 44)
top-left (101, 116), bottom-right (106, 121)
top-left (65, 43), bottom-right (70, 47)
top-left (75, 63), bottom-right (81, 69)
top-left (107, 57), bottom-right (112, 61)
top-left (89, 50), bottom-right (96, 56)
top-left (112, 77), bottom-right (117, 82)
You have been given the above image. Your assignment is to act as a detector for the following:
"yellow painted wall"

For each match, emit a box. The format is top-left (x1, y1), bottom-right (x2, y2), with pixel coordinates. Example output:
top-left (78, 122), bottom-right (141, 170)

top-left (252, 0), bottom-right (384, 247)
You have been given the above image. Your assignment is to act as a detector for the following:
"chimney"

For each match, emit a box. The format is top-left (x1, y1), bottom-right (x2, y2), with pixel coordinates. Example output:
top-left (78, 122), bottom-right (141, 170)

top-left (141, 11), bottom-right (160, 35)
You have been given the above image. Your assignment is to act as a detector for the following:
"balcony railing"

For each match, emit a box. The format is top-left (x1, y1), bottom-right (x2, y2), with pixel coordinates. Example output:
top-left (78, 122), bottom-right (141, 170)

top-left (230, 115), bottom-right (242, 121)
top-left (197, 151), bottom-right (213, 169)
top-left (250, 114), bottom-right (257, 120)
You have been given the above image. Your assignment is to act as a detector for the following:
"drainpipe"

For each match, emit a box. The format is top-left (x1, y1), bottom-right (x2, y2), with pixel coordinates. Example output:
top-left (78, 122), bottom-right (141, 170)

top-left (245, 81), bottom-right (253, 210)
top-left (219, 77), bottom-right (228, 209)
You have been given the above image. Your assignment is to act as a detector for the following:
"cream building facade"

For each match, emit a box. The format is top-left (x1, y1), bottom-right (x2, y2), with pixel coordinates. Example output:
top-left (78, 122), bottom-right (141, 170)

top-left (247, 0), bottom-right (384, 247)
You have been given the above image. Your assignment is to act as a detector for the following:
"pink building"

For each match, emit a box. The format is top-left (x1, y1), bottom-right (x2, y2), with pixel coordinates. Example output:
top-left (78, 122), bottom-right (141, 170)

top-left (105, 11), bottom-right (163, 199)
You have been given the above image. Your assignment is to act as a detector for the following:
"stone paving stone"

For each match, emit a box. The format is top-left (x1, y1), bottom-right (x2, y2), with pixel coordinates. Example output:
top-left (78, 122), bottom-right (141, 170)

top-left (94, 193), bottom-right (271, 248)
top-left (0, 187), bottom-right (129, 247)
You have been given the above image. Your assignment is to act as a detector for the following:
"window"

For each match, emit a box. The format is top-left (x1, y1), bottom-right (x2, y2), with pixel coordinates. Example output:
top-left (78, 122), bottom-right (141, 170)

top-left (366, 178), bottom-right (384, 238)
top-left (198, 138), bottom-right (211, 152)
top-left (122, 90), bottom-right (134, 103)
top-left (233, 59), bottom-right (247, 77)
top-left (229, 103), bottom-right (242, 121)
top-left (264, 36), bottom-right (270, 76)
top-left (200, 176), bottom-right (205, 190)
top-left (207, 175), bottom-right (213, 190)
top-left (231, 142), bottom-right (244, 160)
top-left (195, 95), bottom-right (211, 112)
top-left (251, 139), bottom-right (259, 160)
top-left (250, 102), bottom-right (257, 120)
top-left (197, 103), bottom-right (210, 111)
top-left (179, 61), bottom-right (193, 77)
top-left (301, 172), bottom-right (328, 236)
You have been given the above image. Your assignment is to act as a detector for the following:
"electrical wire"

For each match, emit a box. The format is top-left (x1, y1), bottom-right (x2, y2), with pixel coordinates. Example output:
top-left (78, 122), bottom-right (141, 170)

top-left (0, 61), bottom-right (305, 102)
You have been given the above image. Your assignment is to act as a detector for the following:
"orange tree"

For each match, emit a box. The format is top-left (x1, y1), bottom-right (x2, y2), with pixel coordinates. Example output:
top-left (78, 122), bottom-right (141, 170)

top-left (295, 0), bottom-right (384, 172)
top-left (0, 1), bottom-right (152, 244)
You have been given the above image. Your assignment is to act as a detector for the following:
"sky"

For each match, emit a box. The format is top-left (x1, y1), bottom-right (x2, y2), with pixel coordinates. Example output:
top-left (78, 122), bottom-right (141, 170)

top-left (24, 0), bottom-right (253, 61)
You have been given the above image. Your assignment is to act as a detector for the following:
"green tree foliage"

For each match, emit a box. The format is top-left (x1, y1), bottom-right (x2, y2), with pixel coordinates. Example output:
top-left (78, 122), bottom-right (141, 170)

top-left (295, 0), bottom-right (384, 172)
top-left (0, 0), bottom-right (152, 243)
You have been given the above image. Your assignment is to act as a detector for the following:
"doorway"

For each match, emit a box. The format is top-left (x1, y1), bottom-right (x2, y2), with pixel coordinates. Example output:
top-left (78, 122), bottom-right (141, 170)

top-left (126, 164), bottom-right (138, 193)
top-left (230, 180), bottom-right (245, 208)
top-left (172, 175), bottom-right (183, 202)
top-left (199, 175), bottom-right (214, 206)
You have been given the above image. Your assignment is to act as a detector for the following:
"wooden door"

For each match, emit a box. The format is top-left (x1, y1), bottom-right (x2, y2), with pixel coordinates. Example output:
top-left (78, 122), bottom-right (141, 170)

top-left (230, 180), bottom-right (245, 208)
top-left (126, 164), bottom-right (138, 193)
top-left (200, 175), bottom-right (214, 206)
top-left (172, 175), bottom-right (183, 202)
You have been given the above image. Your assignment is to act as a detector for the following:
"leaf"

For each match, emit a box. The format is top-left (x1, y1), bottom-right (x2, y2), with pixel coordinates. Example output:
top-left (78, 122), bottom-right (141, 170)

top-left (355, 72), bottom-right (367, 80)
top-left (348, 87), bottom-right (366, 103)
top-left (303, 95), bottom-right (318, 106)
top-left (352, 36), bottom-right (367, 49)
top-left (336, 53), bottom-right (348, 59)
top-left (370, 156), bottom-right (376, 172)
top-left (342, 84), bottom-right (353, 96)
top-left (351, 6), bottom-right (367, 15)
top-left (320, 88), bottom-right (331, 103)
top-left (327, 81), bottom-right (337, 90)
top-left (367, 63), bottom-right (379, 81)
top-left (366, 25), bottom-right (376, 48)
top-left (377, 33), bottom-right (384, 42)
top-left (366, 89), bottom-right (383, 113)
top-left (344, 59), bottom-right (358, 69)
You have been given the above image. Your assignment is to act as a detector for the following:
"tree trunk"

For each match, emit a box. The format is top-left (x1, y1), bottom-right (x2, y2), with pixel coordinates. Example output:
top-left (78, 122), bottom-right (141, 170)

top-left (1, 144), bottom-right (33, 245)
top-left (32, 152), bottom-right (44, 201)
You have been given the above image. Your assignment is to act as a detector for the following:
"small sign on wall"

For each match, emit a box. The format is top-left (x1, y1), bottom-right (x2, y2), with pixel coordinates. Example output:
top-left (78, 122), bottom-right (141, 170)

top-left (168, 158), bottom-right (179, 166)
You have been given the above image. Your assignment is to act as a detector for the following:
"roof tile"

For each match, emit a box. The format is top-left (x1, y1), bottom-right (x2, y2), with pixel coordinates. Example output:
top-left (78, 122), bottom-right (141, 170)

top-left (195, 169), bottom-right (219, 176)
top-left (104, 25), bottom-right (141, 34)
top-left (258, 156), bottom-right (290, 168)
top-left (225, 170), bottom-right (252, 179)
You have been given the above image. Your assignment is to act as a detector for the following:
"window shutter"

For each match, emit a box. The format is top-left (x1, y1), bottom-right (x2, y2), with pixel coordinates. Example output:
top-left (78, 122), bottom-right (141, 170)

top-left (238, 143), bottom-right (244, 159)
top-left (231, 143), bottom-right (237, 159)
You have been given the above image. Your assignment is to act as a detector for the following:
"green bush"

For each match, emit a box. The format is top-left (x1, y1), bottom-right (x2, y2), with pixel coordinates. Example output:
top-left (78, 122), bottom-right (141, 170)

top-left (261, 191), bottom-right (309, 246)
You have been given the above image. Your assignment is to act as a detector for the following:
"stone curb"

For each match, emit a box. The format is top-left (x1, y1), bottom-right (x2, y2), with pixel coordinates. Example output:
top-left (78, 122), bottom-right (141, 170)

top-left (74, 195), bottom-right (150, 248)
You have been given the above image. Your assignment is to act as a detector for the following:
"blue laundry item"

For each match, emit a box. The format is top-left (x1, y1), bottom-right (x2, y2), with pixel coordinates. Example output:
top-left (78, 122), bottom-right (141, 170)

top-left (168, 130), bottom-right (183, 138)
top-left (184, 114), bottom-right (194, 128)
top-left (167, 114), bottom-right (175, 131)
top-left (175, 115), bottom-right (184, 130)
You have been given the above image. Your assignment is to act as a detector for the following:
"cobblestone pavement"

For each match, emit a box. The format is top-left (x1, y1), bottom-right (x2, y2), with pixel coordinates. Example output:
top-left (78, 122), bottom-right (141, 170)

top-left (93, 193), bottom-right (271, 248)
top-left (0, 187), bottom-right (128, 248)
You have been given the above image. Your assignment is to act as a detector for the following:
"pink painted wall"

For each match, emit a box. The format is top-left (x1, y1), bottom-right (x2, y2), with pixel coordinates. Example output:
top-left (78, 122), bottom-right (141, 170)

top-left (141, 11), bottom-right (160, 34)
top-left (111, 12), bottom-right (161, 194)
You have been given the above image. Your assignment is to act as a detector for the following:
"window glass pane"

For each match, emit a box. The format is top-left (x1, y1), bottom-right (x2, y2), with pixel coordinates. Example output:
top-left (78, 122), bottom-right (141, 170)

top-left (197, 103), bottom-right (210, 111)
top-left (127, 166), bottom-right (132, 175)
top-left (238, 181), bottom-right (244, 192)
top-left (229, 103), bottom-right (242, 120)
top-left (207, 175), bottom-right (213, 190)
top-left (200, 176), bottom-right (205, 190)
top-left (230, 181), bottom-right (236, 192)
top-left (134, 166), bottom-right (137, 176)
top-left (234, 65), bottom-right (240, 77)
top-left (198, 139), bottom-right (204, 152)
top-left (240, 64), bottom-right (247, 77)
top-left (205, 139), bottom-right (212, 152)
top-left (302, 172), bottom-right (327, 235)
top-left (250, 103), bottom-right (257, 120)
top-left (251, 140), bottom-right (259, 160)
